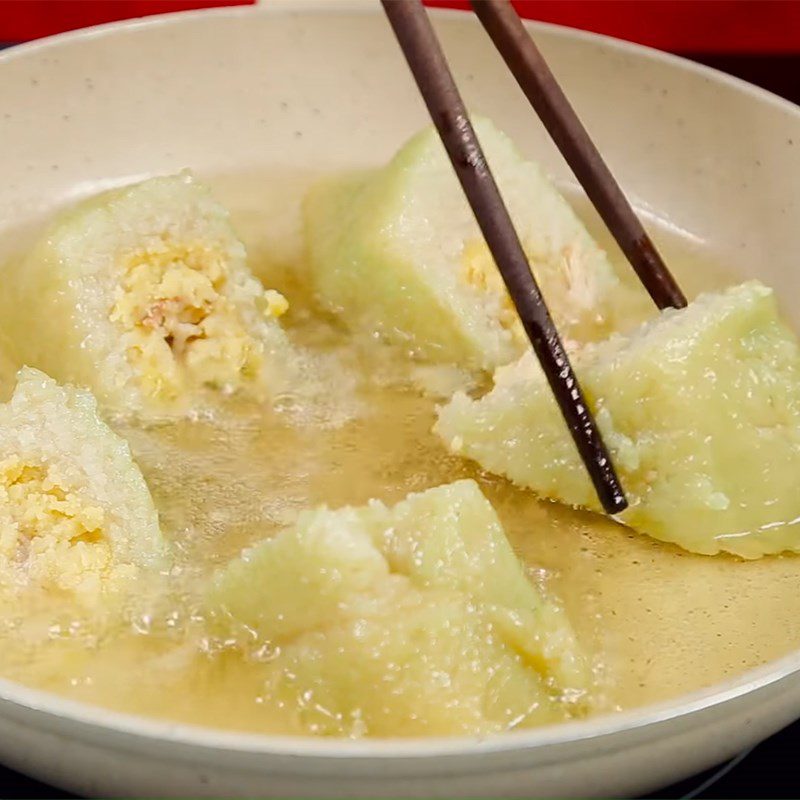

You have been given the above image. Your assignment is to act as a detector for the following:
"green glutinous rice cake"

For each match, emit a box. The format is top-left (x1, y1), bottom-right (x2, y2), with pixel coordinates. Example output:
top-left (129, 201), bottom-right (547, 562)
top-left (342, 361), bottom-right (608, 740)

top-left (0, 172), bottom-right (293, 417)
top-left (0, 368), bottom-right (165, 600)
top-left (304, 116), bottom-right (644, 372)
top-left (208, 479), bottom-right (589, 737)
top-left (436, 281), bottom-right (800, 559)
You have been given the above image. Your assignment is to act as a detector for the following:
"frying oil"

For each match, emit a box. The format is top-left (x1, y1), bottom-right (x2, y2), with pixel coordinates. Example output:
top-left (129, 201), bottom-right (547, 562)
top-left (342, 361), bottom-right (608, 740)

top-left (0, 169), bottom-right (798, 737)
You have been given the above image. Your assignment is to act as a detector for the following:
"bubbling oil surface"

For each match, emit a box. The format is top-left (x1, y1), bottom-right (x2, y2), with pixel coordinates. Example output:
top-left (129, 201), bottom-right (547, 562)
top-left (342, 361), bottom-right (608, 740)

top-left (0, 169), bottom-right (799, 737)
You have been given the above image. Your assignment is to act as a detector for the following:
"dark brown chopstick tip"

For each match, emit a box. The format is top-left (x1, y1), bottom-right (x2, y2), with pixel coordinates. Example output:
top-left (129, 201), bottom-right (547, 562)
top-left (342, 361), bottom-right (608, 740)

top-left (598, 474), bottom-right (629, 515)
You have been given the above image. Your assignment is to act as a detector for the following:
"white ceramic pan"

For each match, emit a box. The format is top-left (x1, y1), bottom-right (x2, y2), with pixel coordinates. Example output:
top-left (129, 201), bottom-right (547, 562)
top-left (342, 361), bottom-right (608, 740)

top-left (1, 3), bottom-right (800, 796)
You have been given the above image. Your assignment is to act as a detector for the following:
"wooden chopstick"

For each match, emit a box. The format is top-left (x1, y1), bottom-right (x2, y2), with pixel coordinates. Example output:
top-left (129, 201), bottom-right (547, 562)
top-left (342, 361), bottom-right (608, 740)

top-left (471, 0), bottom-right (687, 311)
top-left (381, 0), bottom-right (628, 515)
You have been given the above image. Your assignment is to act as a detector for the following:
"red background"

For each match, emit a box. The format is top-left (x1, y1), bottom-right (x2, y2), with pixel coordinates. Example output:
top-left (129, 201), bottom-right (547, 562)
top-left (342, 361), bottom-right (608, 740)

top-left (1, 0), bottom-right (800, 53)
